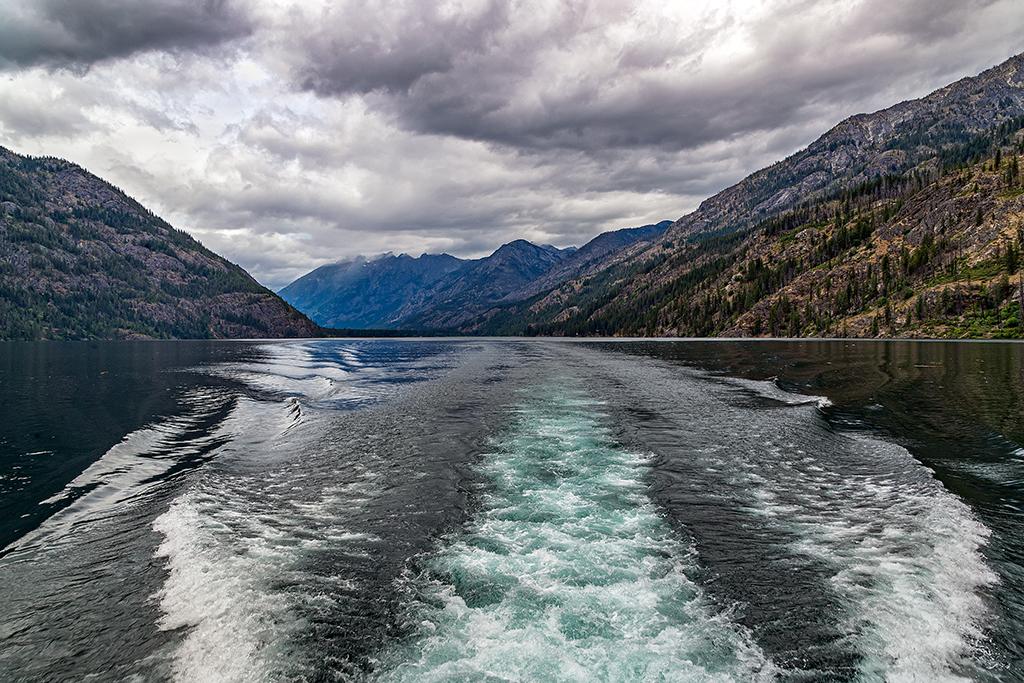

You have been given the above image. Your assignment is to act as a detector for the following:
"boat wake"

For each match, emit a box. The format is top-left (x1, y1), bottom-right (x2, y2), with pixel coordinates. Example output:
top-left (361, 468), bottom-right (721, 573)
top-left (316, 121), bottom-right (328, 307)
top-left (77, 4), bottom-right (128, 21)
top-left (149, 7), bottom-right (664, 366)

top-left (373, 386), bottom-right (774, 681)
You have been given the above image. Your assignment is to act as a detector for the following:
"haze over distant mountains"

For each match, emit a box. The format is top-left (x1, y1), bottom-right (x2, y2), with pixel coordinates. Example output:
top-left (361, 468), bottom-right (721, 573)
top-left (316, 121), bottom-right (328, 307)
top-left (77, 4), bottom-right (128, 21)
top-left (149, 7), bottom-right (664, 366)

top-left (279, 222), bottom-right (672, 329)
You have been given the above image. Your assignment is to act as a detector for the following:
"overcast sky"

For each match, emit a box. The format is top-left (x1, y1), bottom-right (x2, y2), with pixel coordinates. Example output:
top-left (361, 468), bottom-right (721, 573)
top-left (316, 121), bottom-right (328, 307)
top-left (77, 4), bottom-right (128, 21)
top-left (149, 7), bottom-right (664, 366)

top-left (0, 0), bottom-right (1022, 288)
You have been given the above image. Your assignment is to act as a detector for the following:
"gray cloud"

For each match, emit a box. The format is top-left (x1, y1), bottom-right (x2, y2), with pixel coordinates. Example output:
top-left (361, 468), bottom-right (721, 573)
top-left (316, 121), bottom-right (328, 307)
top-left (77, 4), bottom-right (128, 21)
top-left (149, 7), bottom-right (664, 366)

top-left (0, 0), bottom-right (252, 70)
top-left (1, 0), bottom-right (1022, 289)
top-left (294, 1), bottom-right (510, 95)
top-left (0, 85), bottom-right (101, 137)
top-left (287, 0), bottom-right (1021, 152)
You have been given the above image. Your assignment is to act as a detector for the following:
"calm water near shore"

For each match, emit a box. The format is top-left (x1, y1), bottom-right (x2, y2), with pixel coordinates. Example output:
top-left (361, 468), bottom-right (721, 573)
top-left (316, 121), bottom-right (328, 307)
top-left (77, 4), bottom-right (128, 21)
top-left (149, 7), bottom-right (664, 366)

top-left (1, 338), bottom-right (1022, 681)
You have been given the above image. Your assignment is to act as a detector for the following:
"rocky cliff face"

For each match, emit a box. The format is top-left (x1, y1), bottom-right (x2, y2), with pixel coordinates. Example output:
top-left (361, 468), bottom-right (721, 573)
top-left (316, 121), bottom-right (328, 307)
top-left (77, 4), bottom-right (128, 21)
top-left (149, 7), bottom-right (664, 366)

top-left (0, 148), bottom-right (319, 340)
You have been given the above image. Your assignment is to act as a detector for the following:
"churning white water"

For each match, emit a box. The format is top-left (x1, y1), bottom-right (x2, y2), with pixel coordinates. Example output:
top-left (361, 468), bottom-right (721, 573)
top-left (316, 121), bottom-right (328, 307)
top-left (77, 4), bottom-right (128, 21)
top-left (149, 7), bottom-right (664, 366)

top-left (373, 387), bottom-right (774, 682)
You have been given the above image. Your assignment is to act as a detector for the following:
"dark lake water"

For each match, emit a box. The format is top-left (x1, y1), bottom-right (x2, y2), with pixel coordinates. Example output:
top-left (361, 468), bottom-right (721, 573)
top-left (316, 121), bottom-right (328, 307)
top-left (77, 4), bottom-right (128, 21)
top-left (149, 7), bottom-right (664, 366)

top-left (1, 339), bottom-right (1022, 681)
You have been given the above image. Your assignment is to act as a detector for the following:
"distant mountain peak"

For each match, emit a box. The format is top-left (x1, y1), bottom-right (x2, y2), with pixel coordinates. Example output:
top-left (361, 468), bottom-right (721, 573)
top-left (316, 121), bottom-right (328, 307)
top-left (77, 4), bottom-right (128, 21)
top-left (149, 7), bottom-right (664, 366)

top-left (280, 224), bottom-right (669, 330)
top-left (493, 238), bottom-right (545, 253)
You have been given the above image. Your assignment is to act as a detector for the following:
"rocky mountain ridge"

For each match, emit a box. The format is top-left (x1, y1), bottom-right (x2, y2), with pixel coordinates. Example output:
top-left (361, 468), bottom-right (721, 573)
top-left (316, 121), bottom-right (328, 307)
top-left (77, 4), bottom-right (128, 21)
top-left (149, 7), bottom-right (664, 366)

top-left (665, 52), bottom-right (1024, 243)
top-left (469, 120), bottom-right (1024, 339)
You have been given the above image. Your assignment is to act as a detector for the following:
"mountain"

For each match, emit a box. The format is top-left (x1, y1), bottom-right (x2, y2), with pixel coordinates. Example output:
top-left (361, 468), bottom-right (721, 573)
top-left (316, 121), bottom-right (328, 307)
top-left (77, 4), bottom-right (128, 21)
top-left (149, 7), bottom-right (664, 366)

top-left (17, 53), bottom-right (1023, 341)
top-left (665, 52), bottom-right (1024, 242)
top-left (498, 220), bottom-right (672, 304)
top-left (458, 53), bottom-right (1024, 339)
top-left (280, 222), bottom-right (670, 330)
top-left (279, 253), bottom-right (464, 328)
top-left (400, 240), bottom-right (576, 329)
top-left (0, 147), bottom-right (318, 340)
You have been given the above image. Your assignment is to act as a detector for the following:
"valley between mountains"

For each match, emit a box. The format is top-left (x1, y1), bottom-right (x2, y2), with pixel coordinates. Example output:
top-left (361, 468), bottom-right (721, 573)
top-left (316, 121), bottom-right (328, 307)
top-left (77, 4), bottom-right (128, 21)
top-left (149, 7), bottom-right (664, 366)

top-left (4, 53), bottom-right (1024, 340)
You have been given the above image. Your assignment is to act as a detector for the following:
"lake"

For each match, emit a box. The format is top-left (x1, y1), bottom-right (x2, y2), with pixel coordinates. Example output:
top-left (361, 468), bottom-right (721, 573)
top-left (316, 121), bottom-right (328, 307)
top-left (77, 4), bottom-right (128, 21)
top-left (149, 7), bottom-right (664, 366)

top-left (1, 339), bottom-right (1022, 681)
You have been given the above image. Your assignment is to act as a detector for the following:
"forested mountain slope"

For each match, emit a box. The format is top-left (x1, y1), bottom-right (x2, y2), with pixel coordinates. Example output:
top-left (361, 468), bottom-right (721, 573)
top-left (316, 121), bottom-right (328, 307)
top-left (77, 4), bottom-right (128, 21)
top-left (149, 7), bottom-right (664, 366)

top-left (280, 241), bottom-right (575, 329)
top-left (459, 54), bottom-right (1024, 339)
top-left (279, 253), bottom-right (465, 329)
top-left (397, 240), bottom-right (574, 329)
top-left (497, 221), bottom-right (672, 304)
top-left (0, 148), bottom-right (318, 340)
top-left (472, 120), bottom-right (1024, 339)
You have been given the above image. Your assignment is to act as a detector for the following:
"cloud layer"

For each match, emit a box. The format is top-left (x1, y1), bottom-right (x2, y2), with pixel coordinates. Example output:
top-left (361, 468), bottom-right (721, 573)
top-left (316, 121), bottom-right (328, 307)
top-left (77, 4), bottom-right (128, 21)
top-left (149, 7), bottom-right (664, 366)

top-left (0, 0), bottom-right (252, 70)
top-left (0, 0), bottom-right (1021, 288)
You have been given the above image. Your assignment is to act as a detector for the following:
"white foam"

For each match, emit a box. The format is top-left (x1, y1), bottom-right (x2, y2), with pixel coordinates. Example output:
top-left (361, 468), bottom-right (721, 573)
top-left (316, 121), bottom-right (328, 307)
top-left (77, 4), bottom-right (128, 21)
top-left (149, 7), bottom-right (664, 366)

top-left (151, 406), bottom-right (383, 682)
top-left (373, 388), bottom-right (775, 681)
top-left (739, 433), bottom-right (997, 680)
top-left (726, 376), bottom-right (833, 408)
top-left (153, 492), bottom-right (299, 682)
top-left (4, 387), bottom-right (234, 558)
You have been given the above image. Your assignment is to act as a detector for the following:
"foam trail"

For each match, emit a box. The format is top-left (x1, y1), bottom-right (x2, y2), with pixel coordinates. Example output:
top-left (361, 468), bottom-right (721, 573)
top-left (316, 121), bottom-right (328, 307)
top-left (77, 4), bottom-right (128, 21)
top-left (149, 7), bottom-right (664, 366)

top-left (154, 486), bottom-right (307, 682)
top-left (154, 476), bottom-right (383, 681)
top-left (152, 404), bottom-right (381, 681)
top-left (2, 387), bottom-right (234, 558)
top-left (729, 380), bottom-right (998, 680)
top-left (150, 340), bottom-right (471, 681)
top-left (373, 387), bottom-right (773, 682)
top-left (725, 375), bottom-right (833, 407)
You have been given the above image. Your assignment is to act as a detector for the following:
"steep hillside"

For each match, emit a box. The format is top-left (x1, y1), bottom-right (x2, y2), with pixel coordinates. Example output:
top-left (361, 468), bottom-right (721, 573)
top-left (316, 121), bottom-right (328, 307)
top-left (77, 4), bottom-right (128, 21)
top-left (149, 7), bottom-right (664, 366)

top-left (457, 54), bottom-right (1024, 339)
top-left (666, 52), bottom-right (1024, 242)
top-left (279, 253), bottom-right (464, 328)
top-left (474, 120), bottom-right (1024, 339)
top-left (0, 147), bottom-right (318, 340)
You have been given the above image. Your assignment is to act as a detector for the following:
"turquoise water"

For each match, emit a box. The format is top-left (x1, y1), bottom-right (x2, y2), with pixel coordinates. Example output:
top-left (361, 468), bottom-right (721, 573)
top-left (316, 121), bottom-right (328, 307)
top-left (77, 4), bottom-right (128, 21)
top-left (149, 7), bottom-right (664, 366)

top-left (374, 386), bottom-right (773, 681)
